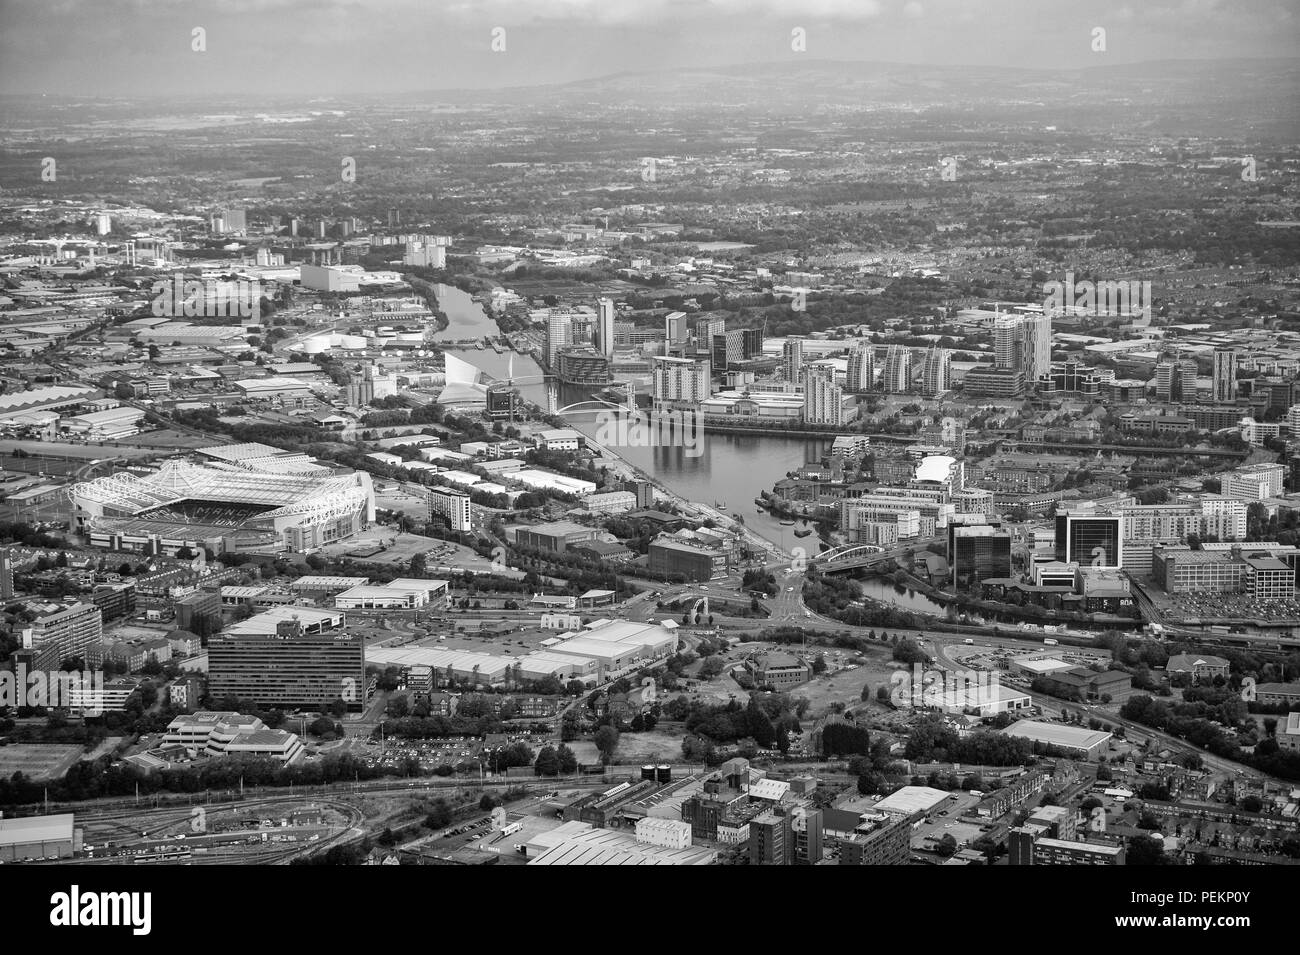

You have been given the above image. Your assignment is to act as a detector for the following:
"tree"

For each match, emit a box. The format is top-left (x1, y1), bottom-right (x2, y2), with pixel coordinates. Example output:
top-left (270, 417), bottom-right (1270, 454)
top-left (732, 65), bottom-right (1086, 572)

top-left (593, 725), bottom-right (620, 764)
top-left (535, 745), bottom-right (560, 777)
top-left (745, 696), bottom-right (776, 747)
top-left (936, 833), bottom-right (958, 858)
top-left (811, 654), bottom-right (827, 675)
top-left (1126, 834), bottom-right (1167, 866)
top-left (556, 743), bottom-right (578, 775)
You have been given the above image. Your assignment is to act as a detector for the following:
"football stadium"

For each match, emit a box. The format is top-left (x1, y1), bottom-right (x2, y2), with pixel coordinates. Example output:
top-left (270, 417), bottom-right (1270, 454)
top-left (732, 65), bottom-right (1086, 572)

top-left (68, 459), bottom-right (376, 555)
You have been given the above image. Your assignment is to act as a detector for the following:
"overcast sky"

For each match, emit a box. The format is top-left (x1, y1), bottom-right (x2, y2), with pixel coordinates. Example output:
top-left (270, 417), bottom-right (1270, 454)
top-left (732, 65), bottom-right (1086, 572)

top-left (1, 0), bottom-right (1296, 97)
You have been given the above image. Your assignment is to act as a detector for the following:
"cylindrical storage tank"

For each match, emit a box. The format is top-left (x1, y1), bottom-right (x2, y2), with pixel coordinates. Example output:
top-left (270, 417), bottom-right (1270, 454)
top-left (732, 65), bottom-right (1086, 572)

top-left (641, 765), bottom-right (656, 781)
top-left (301, 335), bottom-right (329, 355)
top-left (338, 334), bottom-right (367, 349)
top-left (656, 765), bottom-right (672, 783)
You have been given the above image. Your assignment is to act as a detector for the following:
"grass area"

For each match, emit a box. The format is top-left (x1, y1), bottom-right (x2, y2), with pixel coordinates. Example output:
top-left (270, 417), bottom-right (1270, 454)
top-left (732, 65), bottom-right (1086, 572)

top-left (0, 743), bottom-right (85, 782)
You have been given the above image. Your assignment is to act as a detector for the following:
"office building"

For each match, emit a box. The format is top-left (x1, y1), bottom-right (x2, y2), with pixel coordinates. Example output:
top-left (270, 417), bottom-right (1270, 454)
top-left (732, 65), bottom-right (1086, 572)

top-left (711, 328), bottom-right (763, 371)
top-left (921, 346), bottom-right (951, 396)
top-left (745, 651), bottom-right (811, 689)
top-left (1223, 462), bottom-right (1285, 501)
top-left (882, 346), bottom-right (912, 393)
top-left (1054, 509), bottom-right (1122, 568)
top-left (486, 383), bottom-right (515, 420)
top-left (648, 538), bottom-right (727, 581)
top-left (595, 297), bottom-right (616, 358)
top-left (962, 366), bottom-right (1025, 397)
top-left (207, 622), bottom-right (366, 712)
top-left (428, 486), bottom-right (473, 532)
top-left (951, 525), bottom-right (1012, 589)
top-left (1213, 348), bottom-right (1237, 403)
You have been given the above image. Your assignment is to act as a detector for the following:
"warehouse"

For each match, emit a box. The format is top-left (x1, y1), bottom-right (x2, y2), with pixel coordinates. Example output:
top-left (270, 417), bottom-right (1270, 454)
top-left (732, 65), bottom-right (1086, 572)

top-left (525, 820), bottom-right (716, 865)
top-left (334, 584), bottom-right (429, 610)
top-left (224, 606), bottom-right (345, 636)
top-left (515, 651), bottom-right (600, 683)
top-left (0, 813), bottom-right (82, 862)
top-left (575, 620), bottom-right (678, 658)
top-left (1004, 720), bottom-right (1113, 760)
top-left (870, 786), bottom-right (952, 817)
top-left (385, 578), bottom-right (450, 610)
top-left (61, 405), bottom-right (145, 440)
top-left (364, 646), bottom-right (510, 684)
top-left (547, 637), bottom-right (646, 678)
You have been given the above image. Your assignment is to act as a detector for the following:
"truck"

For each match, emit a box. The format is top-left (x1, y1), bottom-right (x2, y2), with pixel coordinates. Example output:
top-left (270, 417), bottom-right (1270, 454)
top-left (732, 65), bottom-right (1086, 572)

top-left (963, 638), bottom-right (974, 645)
top-left (1043, 638), bottom-right (1059, 646)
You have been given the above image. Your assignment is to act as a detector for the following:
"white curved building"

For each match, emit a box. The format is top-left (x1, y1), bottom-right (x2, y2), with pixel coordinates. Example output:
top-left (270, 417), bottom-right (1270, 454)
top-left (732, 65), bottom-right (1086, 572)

top-left (69, 459), bottom-right (375, 555)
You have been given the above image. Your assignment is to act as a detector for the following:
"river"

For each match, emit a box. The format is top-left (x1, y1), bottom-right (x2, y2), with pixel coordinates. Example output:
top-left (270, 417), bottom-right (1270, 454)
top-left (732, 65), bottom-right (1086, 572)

top-left (430, 284), bottom-right (831, 550)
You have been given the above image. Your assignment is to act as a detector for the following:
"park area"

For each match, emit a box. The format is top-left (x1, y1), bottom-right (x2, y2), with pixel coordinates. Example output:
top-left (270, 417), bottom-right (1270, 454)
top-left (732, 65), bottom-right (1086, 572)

top-left (0, 743), bottom-right (85, 782)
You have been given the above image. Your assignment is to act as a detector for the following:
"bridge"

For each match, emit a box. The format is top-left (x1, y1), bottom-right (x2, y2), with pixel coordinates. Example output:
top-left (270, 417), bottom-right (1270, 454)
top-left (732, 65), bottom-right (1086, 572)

top-left (488, 366), bottom-right (639, 420)
top-left (811, 537), bottom-right (945, 572)
top-left (810, 542), bottom-right (892, 572)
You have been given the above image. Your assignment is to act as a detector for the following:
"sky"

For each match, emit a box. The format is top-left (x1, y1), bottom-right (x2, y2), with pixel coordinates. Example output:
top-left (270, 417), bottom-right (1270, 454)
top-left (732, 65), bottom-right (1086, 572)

top-left (0, 0), bottom-right (1296, 97)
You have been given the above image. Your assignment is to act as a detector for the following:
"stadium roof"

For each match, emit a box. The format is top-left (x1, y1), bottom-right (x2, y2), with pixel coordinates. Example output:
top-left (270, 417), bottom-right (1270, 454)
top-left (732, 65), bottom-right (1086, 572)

top-left (69, 459), bottom-right (372, 524)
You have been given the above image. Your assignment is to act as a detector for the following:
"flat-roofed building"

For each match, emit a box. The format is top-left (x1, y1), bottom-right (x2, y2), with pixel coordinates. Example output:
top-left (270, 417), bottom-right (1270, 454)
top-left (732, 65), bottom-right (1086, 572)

top-left (385, 578), bottom-right (450, 610)
top-left (1004, 720), bottom-right (1112, 760)
top-left (839, 816), bottom-right (912, 865)
top-left (0, 813), bottom-right (82, 862)
top-left (207, 625), bottom-right (365, 711)
top-left (290, 575), bottom-right (370, 595)
top-left (1280, 711), bottom-right (1300, 752)
top-left (1255, 682), bottom-right (1300, 707)
top-left (1152, 546), bottom-right (1244, 594)
top-left (428, 485), bottom-right (472, 531)
top-left (334, 584), bottom-right (428, 610)
top-left (514, 521), bottom-right (600, 553)
top-left (1008, 826), bottom-right (1125, 865)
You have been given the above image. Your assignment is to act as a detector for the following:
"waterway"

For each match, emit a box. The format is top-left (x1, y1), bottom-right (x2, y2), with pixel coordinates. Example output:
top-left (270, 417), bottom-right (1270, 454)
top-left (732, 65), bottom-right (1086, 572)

top-left (856, 577), bottom-right (957, 616)
top-left (428, 283), bottom-right (494, 340)
top-left (431, 284), bottom-right (831, 550)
